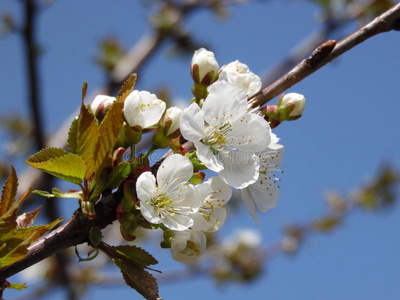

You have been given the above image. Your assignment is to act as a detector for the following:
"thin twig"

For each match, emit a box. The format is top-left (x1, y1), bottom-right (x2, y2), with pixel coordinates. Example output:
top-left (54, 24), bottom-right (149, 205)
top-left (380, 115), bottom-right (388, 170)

top-left (252, 2), bottom-right (400, 107)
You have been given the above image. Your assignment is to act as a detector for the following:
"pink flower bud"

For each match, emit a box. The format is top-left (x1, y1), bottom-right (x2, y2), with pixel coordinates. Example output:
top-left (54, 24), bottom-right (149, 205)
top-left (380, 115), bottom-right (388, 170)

top-left (91, 95), bottom-right (116, 116)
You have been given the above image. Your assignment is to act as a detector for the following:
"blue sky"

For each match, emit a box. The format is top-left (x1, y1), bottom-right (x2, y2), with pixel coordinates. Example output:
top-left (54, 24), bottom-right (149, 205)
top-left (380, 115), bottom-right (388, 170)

top-left (1, 1), bottom-right (400, 299)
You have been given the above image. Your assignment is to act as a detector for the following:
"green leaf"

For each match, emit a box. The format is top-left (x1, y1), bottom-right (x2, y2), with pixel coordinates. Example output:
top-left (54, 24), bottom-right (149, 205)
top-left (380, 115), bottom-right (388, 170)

top-left (89, 227), bottom-right (102, 247)
top-left (26, 153), bottom-right (86, 185)
top-left (312, 216), bottom-right (341, 232)
top-left (0, 166), bottom-right (18, 216)
top-left (26, 147), bottom-right (68, 164)
top-left (67, 117), bottom-right (79, 154)
top-left (77, 104), bottom-right (99, 180)
top-left (113, 245), bottom-right (158, 266)
top-left (106, 162), bottom-right (131, 190)
top-left (33, 188), bottom-right (83, 199)
top-left (8, 282), bottom-right (27, 290)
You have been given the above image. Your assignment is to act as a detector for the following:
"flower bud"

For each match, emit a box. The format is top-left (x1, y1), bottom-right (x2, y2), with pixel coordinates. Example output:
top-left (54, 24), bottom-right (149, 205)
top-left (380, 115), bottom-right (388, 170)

top-left (191, 48), bottom-right (219, 85)
top-left (162, 106), bottom-right (182, 137)
top-left (278, 93), bottom-right (306, 120)
top-left (260, 105), bottom-right (280, 129)
top-left (81, 201), bottom-right (96, 220)
top-left (91, 95), bottom-right (116, 118)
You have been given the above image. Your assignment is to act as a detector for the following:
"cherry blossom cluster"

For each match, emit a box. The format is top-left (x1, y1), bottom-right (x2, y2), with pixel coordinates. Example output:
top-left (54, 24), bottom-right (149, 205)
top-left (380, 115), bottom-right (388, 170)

top-left (91, 48), bottom-right (305, 264)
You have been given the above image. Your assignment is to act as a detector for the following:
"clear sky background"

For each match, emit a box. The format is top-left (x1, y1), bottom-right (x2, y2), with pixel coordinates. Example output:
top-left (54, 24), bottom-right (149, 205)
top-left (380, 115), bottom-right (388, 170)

top-left (1, 1), bottom-right (400, 300)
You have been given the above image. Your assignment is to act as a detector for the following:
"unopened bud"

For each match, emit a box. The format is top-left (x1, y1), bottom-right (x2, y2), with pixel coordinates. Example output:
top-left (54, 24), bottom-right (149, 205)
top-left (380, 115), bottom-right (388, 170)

top-left (162, 107), bottom-right (182, 138)
top-left (278, 93), bottom-right (306, 120)
top-left (261, 105), bottom-right (280, 129)
top-left (91, 95), bottom-right (116, 119)
top-left (112, 147), bottom-right (125, 166)
top-left (190, 172), bottom-right (206, 184)
top-left (81, 201), bottom-right (96, 220)
top-left (191, 48), bottom-right (219, 85)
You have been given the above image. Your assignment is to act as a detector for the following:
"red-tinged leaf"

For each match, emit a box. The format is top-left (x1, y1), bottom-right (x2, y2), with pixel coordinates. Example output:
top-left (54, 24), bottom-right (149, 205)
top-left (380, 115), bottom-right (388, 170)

top-left (94, 100), bottom-right (124, 177)
top-left (77, 104), bottom-right (99, 179)
top-left (68, 117), bottom-right (79, 154)
top-left (0, 166), bottom-right (18, 216)
top-left (26, 153), bottom-right (86, 185)
top-left (16, 206), bottom-right (42, 228)
top-left (0, 187), bottom-right (32, 234)
top-left (121, 268), bottom-right (160, 300)
top-left (0, 217), bottom-right (63, 267)
top-left (25, 147), bottom-right (68, 164)
top-left (99, 242), bottom-right (160, 300)
top-left (82, 81), bottom-right (88, 102)
top-left (117, 73), bottom-right (137, 100)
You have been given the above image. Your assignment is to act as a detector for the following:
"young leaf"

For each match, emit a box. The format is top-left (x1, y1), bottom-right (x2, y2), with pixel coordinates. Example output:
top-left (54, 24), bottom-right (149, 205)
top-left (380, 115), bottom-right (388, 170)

top-left (106, 162), bottom-right (131, 190)
top-left (82, 81), bottom-right (88, 101)
top-left (0, 217), bottom-right (63, 267)
top-left (67, 117), bottom-right (79, 154)
top-left (94, 99), bottom-right (125, 176)
top-left (0, 166), bottom-right (18, 216)
top-left (8, 282), bottom-right (27, 291)
top-left (121, 267), bottom-right (160, 300)
top-left (25, 147), bottom-right (68, 164)
top-left (77, 104), bottom-right (99, 179)
top-left (118, 73), bottom-right (137, 100)
top-left (99, 242), bottom-right (160, 300)
top-left (113, 245), bottom-right (158, 266)
top-left (26, 153), bottom-right (86, 185)
top-left (33, 188), bottom-right (83, 199)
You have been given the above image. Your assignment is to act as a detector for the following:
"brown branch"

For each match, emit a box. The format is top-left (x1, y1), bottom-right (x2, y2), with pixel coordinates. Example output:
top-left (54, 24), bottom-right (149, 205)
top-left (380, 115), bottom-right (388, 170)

top-left (0, 189), bottom-right (122, 281)
top-left (23, 0), bottom-right (44, 151)
top-left (252, 2), bottom-right (400, 107)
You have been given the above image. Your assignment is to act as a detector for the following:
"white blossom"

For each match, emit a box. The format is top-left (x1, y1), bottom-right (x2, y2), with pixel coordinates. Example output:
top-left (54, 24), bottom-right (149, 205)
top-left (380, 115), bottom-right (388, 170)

top-left (124, 90), bottom-right (166, 129)
top-left (219, 60), bottom-right (262, 97)
top-left (180, 81), bottom-right (272, 189)
top-left (171, 230), bottom-right (207, 264)
top-left (191, 177), bottom-right (232, 232)
top-left (136, 154), bottom-right (202, 231)
top-left (240, 134), bottom-right (284, 222)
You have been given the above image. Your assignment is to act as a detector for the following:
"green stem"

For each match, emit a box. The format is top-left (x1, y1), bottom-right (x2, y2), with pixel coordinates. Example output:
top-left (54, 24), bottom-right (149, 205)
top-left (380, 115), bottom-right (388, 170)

top-left (141, 145), bottom-right (158, 163)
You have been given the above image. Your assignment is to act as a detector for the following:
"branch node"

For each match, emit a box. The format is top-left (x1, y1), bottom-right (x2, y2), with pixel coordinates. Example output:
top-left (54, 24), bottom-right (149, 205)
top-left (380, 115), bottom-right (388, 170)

top-left (307, 40), bottom-right (336, 68)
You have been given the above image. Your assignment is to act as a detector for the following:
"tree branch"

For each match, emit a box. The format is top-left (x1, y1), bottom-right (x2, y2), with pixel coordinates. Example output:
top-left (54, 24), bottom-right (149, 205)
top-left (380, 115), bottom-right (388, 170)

top-left (252, 2), bottom-right (400, 107)
top-left (0, 190), bottom-right (122, 281)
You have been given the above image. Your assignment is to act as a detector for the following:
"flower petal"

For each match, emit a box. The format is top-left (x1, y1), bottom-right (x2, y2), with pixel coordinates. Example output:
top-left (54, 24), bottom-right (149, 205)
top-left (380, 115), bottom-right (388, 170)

top-left (218, 151), bottom-right (259, 189)
top-left (180, 103), bottom-right (206, 142)
top-left (136, 171), bottom-right (156, 202)
top-left (203, 81), bottom-right (247, 124)
top-left (240, 188), bottom-right (260, 222)
top-left (194, 141), bottom-right (224, 172)
top-left (162, 213), bottom-right (193, 231)
top-left (140, 200), bottom-right (162, 224)
top-left (230, 113), bottom-right (271, 153)
top-left (157, 154), bottom-right (193, 192)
